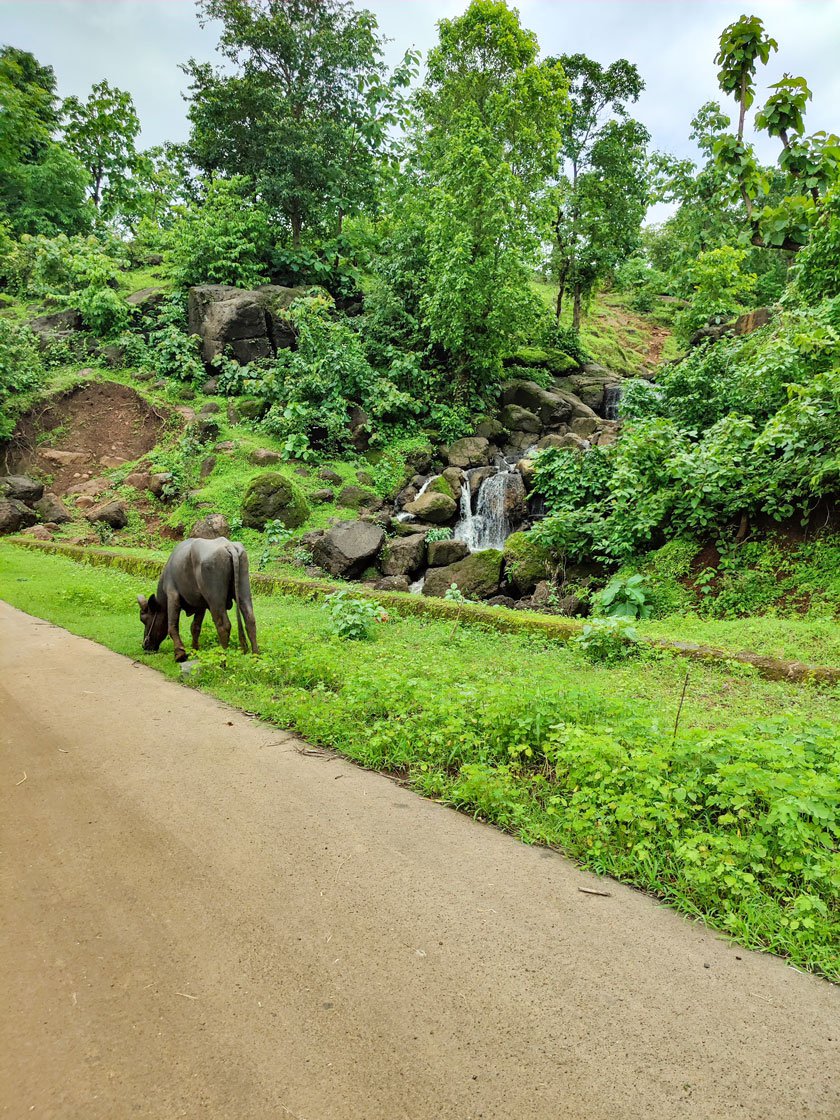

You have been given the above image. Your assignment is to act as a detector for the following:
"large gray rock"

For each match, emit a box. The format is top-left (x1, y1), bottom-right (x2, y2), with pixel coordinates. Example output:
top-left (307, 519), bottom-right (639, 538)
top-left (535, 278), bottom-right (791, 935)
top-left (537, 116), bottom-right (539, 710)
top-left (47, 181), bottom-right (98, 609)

top-left (126, 287), bottom-right (167, 312)
top-left (555, 368), bottom-right (621, 415)
top-left (85, 500), bottom-right (128, 529)
top-left (499, 403), bottom-right (541, 433)
top-left (241, 472), bottom-right (310, 529)
top-left (28, 308), bottom-right (82, 346)
top-left (374, 575), bottom-right (411, 593)
top-left (427, 539), bottom-right (469, 567)
top-left (187, 284), bottom-right (307, 365)
top-left (423, 550), bottom-right (503, 601)
top-left (0, 498), bottom-right (37, 534)
top-left (501, 379), bottom-right (597, 427)
top-left (34, 493), bottom-right (71, 524)
top-left (380, 533), bottom-right (426, 577)
top-left (337, 484), bottom-right (382, 512)
top-left (313, 520), bottom-right (385, 578)
top-left (0, 475), bottom-right (44, 504)
top-left (403, 491), bottom-right (457, 524)
top-left (446, 437), bottom-right (491, 469)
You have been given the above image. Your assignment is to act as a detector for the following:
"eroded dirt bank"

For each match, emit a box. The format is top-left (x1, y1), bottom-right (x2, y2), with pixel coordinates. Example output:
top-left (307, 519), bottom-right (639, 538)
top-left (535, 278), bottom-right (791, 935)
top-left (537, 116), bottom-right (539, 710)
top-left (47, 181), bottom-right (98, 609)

top-left (0, 602), bottom-right (837, 1119)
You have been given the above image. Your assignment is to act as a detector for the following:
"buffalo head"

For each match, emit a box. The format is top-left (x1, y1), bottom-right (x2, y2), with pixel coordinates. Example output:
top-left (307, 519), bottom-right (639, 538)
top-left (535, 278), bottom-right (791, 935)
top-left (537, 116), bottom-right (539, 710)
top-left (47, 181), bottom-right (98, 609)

top-left (137, 593), bottom-right (167, 652)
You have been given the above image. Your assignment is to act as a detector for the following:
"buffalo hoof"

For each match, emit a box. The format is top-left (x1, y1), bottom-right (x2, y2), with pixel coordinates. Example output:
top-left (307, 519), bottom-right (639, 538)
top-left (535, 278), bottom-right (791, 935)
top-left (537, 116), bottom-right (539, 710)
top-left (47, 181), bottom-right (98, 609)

top-left (174, 649), bottom-right (189, 663)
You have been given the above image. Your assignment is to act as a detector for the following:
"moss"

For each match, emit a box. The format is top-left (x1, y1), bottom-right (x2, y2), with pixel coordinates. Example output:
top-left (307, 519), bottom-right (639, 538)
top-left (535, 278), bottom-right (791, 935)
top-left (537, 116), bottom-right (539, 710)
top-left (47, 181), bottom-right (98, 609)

top-left (423, 549), bottom-right (504, 600)
top-left (241, 471), bottom-right (310, 529)
top-left (427, 475), bottom-right (455, 500)
top-left (507, 345), bottom-right (578, 374)
top-left (503, 531), bottom-right (553, 595)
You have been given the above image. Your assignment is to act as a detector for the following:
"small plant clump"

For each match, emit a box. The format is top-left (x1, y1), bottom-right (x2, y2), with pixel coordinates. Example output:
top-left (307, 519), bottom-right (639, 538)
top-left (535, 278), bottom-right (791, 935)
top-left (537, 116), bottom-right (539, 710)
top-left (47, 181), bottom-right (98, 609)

top-left (322, 590), bottom-right (387, 640)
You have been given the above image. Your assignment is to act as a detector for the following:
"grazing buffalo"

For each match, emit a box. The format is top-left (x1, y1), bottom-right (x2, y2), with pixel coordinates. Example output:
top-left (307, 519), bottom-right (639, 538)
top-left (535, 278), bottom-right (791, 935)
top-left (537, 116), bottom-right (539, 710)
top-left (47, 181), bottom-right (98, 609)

top-left (138, 537), bottom-right (259, 662)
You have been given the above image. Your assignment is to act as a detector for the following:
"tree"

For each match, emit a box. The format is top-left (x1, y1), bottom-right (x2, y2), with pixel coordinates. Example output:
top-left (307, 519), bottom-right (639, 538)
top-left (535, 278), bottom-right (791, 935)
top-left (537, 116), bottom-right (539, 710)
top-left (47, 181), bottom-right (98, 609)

top-left (0, 46), bottom-right (90, 235)
top-left (413, 0), bottom-right (568, 397)
top-left (548, 54), bottom-right (648, 329)
top-left (711, 14), bottom-right (840, 252)
top-left (184, 0), bottom-right (416, 248)
top-left (63, 80), bottom-right (141, 215)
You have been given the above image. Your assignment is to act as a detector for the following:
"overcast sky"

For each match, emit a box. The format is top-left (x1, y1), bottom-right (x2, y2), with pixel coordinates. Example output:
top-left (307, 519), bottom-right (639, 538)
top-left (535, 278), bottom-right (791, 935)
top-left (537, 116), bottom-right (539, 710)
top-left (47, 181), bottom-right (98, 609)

top-left (4, 0), bottom-right (839, 182)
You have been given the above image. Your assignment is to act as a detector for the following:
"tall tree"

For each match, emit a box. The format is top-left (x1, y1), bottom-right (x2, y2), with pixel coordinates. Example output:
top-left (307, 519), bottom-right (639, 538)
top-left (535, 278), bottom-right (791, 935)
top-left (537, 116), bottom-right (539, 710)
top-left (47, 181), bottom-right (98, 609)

top-left (184, 0), bottom-right (415, 248)
top-left (0, 46), bottom-right (90, 235)
top-left (548, 54), bottom-right (648, 329)
top-left (63, 80), bottom-right (141, 215)
top-left (414, 0), bottom-right (568, 397)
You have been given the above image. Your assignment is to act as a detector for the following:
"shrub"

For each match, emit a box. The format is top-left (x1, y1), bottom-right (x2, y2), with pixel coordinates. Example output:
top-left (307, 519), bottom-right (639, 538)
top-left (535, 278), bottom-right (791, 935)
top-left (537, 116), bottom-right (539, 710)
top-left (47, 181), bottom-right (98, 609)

top-left (591, 573), bottom-right (651, 620)
top-left (573, 617), bottom-right (640, 663)
top-left (675, 246), bottom-right (757, 343)
top-left (795, 186), bottom-right (840, 301)
top-left (0, 320), bottom-right (45, 439)
top-left (322, 590), bottom-right (386, 640)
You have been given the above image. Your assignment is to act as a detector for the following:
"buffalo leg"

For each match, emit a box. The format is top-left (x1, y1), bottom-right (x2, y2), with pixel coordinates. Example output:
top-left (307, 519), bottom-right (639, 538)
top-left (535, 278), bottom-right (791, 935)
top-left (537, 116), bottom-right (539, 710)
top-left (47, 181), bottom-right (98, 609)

top-left (240, 597), bottom-right (259, 655)
top-left (190, 606), bottom-right (207, 650)
top-left (167, 595), bottom-right (188, 663)
top-left (209, 607), bottom-right (232, 650)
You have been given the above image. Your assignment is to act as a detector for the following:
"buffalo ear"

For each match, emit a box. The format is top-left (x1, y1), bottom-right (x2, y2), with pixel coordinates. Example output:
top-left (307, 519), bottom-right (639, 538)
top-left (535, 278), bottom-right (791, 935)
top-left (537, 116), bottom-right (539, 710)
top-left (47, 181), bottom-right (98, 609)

top-left (137, 594), bottom-right (148, 609)
top-left (148, 594), bottom-right (159, 610)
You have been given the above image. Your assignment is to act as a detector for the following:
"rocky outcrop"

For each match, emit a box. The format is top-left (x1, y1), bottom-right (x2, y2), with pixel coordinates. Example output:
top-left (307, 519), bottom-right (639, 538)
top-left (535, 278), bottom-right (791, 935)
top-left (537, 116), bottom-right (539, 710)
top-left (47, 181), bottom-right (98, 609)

top-left (499, 404), bottom-right (541, 433)
top-left (34, 493), bottom-right (71, 524)
top-left (241, 471), bottom-right (310, 529)
top-left (187, 284), bottom-right (308, 365)
top-left (423, 549), bottom-right (503, 601)
top-left (503, 531), bottom-right (553, 596)
top-left (313, 520), bottom-right (385, 578)
top-left (28, 308), bottom-right (82, 347)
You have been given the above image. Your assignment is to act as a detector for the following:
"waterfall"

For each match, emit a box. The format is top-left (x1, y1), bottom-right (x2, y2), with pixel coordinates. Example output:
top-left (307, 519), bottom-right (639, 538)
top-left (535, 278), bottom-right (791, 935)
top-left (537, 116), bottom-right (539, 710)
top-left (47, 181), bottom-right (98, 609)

top-left (603, 384), bottom-right (622, 421)
top-left (454, 460), bottom-right (523, 552)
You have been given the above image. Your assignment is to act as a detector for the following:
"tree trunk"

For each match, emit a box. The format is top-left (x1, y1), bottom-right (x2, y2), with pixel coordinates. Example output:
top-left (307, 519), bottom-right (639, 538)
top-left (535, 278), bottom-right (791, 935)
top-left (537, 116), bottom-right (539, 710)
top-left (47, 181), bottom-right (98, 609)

top-left (291, 212), bottom-right (302, 250)
top-left (572, 284), bottom-right (582, 332)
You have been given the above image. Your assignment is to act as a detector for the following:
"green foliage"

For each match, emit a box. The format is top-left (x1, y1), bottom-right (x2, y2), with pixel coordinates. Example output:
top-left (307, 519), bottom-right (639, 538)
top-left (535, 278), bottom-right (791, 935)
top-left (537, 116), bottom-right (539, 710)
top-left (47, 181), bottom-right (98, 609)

top-left (62, 79), bottom-right (141, 217)
top-left (573, 617), bottom-right (640, 662)
top-left (795, 185), bottom-right (840, 301)
top-left (322, 589), bottom-right (386, 640)
top-left (614, 256), bottom-right (668, 313)
top-left (591, 573), bottom-right (651, 620)
top-left (675, 245), bottom-right (757, 342)
top-left (369, 437), bottom-right (432, 498)
top-left (443, 584), bottom-right (470, 604)
top-left (424, 528), bottom-right (453, 544)
top-left (0, 319), bottom-right (45, 439)
top-left (167, 176), bottom-right (271, 288)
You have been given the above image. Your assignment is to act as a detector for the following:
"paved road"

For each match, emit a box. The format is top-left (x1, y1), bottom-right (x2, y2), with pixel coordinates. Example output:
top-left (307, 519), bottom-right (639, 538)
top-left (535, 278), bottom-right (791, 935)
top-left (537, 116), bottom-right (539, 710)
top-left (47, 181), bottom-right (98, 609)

top-left (1, 601), bottom-right (837, 1119)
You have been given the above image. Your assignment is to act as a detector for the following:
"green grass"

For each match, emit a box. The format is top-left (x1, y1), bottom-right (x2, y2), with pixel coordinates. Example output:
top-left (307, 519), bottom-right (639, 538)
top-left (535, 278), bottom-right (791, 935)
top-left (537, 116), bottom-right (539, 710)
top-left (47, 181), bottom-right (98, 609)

top-left (1, 542), bottom-right (838, 981)
top-left (639, 615), bottom-right (840, 669)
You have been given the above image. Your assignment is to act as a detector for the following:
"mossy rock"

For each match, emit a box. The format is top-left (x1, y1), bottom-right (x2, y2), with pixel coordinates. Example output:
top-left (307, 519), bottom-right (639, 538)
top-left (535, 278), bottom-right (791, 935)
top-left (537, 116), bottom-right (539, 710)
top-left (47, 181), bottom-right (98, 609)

top-left (507, 346), bottom-right (578, 374)
top-left (503, 531), bottom-right (553, 596)
top-left (241, 472), bottom-right (310, 529)
top-left (423, 549), bottom-right (503, 600)
top-left (427, 475), bottom-right (455, 500)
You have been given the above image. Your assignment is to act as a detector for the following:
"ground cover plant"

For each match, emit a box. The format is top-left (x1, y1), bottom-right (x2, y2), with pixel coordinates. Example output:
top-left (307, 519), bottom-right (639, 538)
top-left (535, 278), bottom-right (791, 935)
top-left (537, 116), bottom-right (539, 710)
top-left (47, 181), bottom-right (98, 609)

top-left (1, 541), bottom-right (837, 981)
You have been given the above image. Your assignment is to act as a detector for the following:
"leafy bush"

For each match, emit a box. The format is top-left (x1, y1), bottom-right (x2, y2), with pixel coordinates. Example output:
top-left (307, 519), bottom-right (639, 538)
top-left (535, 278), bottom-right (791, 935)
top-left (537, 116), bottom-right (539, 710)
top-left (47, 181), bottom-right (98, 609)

top-left (614, 256), bottom-right (668, 313)
top-left (425, 527), bottom-right (453, 543)
top-left (591, 573), bottom-right (651, 620)
top-left (167, 176), bottom-right (271, 288)
top-left (675, 246), bottom-right (757, 343)
top-left (322, 590), bottom-right (387, 640)
top-left (573, 618), bottom-right (640, 663)
top-left (0, 320), bottom-right (45, 438)
top-left (795, 185), bottom-right (840, 301)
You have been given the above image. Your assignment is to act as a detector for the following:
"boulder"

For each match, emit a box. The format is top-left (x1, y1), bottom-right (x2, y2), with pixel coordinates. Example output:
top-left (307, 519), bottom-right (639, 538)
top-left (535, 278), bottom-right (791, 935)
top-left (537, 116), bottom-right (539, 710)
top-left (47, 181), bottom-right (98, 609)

top-left (311, 488), bottom-right (335, 504)
top-left (423, 549), bottom-right (504, 601)
top-left (100, 344), bottom-right (126, 368)
top-left (237, 399), bottom-right (267, 422)
top-left (427, 538), bottom-right (469, 567)
top-left (100, 455), bottom-right (128, 469)
top-left (374, 575), bottom-right (411, 593)
top-left (312, 520), bottom-right (385, 578)
top-left (570, 416), bottom-right (600, 439)
top-left (191, 513), bottom-right (230, 539)
top-left (187, 284), bottom-right (307, 365)
top-left (516, 458), bottom-right (537, 488)
top-left (337, 484), bottom-right (382, 512)
top-left (487, 595), bottom-right (517, 610)
top-left (554, 368), bottom-right (622, 415)
top-left (126, 287), bottom-right (167, 313)
top-left (0, 498), bottom-right (37, 534)
top-left (501, 380), bottom-right (572, 426)
top-left (250, 448), bottom-right (284, 466)
top-left (503, 531), bottom-right (553, 596)
top-left (39, 449), bottom-right (89, 467)
top-left (441, 467), bottom-right (465, 505)
top-left (356, 470), bottom-right (374, 487)
top-left (200, 455), bottom-right (217, 479)
top-left (28, 308), bottom-right (82, 346)
top-left (0, 475), bottom-right (44, 504)
top-left (537, 432), bottom-right (588, 453)
top-left (474, 417), bottom-right (508, 443)
top-left (20, 524), bottom-right (52, 540)
top-left (499, 403), bottom-right (541, 433)
top-left (241, 472), bottom-right (310, 529)
top-left (380, 533), bottom-right (426, 577)
top-left (67, 477), bottom-right (110, 499)
top-left (464, 467), bottom-right (496, 511)
top-left (404, 445), bottom-right (433, 475)
top-left (85, 500), bottom-right (128, 529)
top-left (391, 519), bottom-right (437, 537)
top-left (34, 493), bottom-right (71, 524)
top-left (403, 491), bottom-right (457, 524)
top-left (734, 307), bottom-right (772, 336)
top-left (593, 421), bottom-right (621, 448)
top-left (447, 436), bottom-right (491, 469)
top-left (319, 468), bottom-right (343, 485)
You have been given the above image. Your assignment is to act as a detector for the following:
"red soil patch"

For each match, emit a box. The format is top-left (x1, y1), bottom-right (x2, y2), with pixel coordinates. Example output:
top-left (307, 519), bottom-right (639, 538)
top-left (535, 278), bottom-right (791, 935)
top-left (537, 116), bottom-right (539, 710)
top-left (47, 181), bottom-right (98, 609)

top-left (4, 382), bottom-right (167, 496)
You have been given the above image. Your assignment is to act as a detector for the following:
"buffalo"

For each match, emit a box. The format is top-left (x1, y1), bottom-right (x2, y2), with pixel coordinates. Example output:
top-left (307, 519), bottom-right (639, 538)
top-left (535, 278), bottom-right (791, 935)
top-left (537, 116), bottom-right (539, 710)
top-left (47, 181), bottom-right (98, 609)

top-left (138, 537), bottom-right (259, 662)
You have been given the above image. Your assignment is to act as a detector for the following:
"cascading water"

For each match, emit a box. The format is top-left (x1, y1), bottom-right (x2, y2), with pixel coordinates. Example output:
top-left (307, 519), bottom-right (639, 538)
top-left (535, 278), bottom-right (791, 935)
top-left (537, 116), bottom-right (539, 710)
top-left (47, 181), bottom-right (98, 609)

top-left (454, 458), bottom-right (525, 552)
top-left (603, 384), bottom-right (622, 421)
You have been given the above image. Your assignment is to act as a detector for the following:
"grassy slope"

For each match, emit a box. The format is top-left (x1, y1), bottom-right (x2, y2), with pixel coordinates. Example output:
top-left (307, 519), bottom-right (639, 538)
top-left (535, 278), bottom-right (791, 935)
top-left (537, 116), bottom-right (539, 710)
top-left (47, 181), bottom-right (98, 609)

top-left (1, 542), bottom-right (838, 980)
top-left (531, 280), bottom-right (680, 373)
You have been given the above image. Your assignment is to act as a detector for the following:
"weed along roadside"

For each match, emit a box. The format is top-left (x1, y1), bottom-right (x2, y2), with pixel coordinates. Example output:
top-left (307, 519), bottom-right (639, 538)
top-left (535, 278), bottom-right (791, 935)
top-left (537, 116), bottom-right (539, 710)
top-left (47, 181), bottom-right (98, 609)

top-left (9, 538), bottom-right (840, 685)
top-left (1, 539), bottom-right (838, 983)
